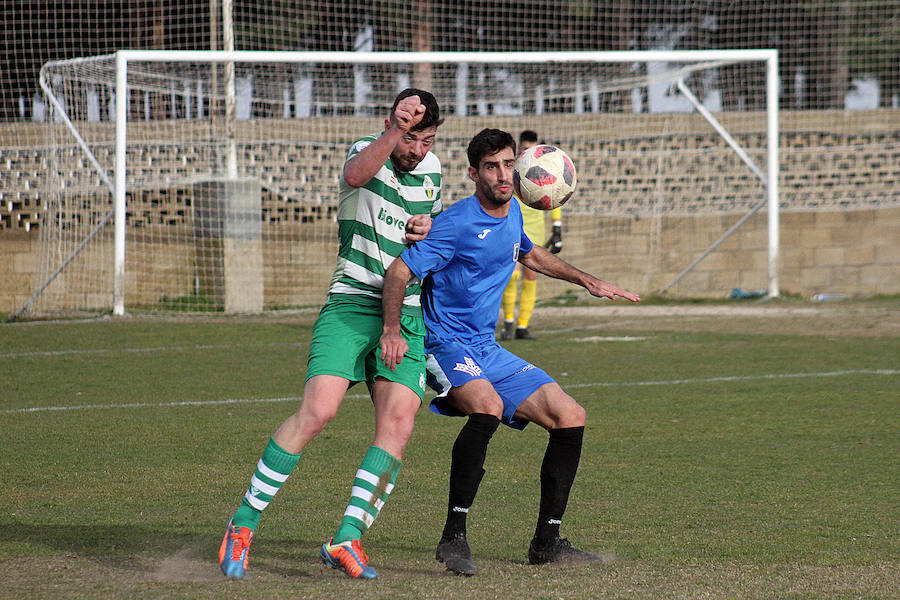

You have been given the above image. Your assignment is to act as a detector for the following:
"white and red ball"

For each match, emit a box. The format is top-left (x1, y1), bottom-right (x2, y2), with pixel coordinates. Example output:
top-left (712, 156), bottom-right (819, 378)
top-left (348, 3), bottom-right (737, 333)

top-left (513, 144), bottom-right (577, 210)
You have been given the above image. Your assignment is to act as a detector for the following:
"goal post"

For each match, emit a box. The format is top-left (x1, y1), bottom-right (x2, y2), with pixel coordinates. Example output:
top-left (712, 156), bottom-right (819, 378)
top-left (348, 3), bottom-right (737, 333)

top-left (17, 49), bottom-right (779, 319)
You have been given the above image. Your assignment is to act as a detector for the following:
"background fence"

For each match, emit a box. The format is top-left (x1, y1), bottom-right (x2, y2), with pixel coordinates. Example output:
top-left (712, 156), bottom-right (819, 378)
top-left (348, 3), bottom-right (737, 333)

top-left (1, 1), bottom-right (898, 315)
top-left (2, 1), bottom-right (898, 121)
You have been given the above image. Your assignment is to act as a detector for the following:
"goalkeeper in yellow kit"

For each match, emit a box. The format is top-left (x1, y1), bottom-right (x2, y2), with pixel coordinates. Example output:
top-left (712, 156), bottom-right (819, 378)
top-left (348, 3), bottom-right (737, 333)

top-left (499, 130), bottom-right (563, 341)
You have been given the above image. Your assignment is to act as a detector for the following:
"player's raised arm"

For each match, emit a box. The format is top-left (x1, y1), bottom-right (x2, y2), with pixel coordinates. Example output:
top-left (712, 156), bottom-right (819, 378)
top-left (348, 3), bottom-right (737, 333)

top-left (380, 257), bottom-right (415, 370)
top-left (519, 245), bottom-right (640, 302)
top-left (344, 94), bottom-right (427, 187)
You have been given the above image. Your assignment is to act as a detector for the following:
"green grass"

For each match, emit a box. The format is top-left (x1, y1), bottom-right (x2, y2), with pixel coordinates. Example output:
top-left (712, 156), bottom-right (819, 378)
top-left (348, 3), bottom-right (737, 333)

top-left (1, 303), bottom-right (898, 599)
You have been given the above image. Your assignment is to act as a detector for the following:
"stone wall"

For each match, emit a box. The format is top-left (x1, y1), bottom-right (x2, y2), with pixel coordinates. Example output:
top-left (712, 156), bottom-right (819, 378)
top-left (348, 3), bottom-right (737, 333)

top-left (1, 109), bottom-right (898, 314)
top-left (535, 207), bottom-right (899, 300)
top-left (2, 110), bottom-right (898, 232)
top-left (1, 231), bottom-right (39, 312)
top-left (2, 207), bottom-right (896, 314)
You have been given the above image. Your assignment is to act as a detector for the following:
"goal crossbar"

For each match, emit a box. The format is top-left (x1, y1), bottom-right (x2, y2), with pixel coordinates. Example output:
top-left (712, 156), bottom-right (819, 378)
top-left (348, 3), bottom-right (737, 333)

top-left (114, 49), bottom-right (780, 64)
top-left (15, 49), bottom-right (779, 319)
top-left (113, 49), bottom-right (779, 313)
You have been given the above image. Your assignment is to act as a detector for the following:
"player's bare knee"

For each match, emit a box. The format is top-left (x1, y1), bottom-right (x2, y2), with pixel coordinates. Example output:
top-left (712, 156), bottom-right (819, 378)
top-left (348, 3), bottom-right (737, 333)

top-left (464, 402), bottom-right (503, 419)
top-left (563, 402), bottom-right (587, 428)
top-left (297, 402), bottom-right (338, 435)
top-left (447, 382), bottom-right (503, 419)
top-left (449, 390), bottom-right (502, 419)
top-left (544, 397), bottom-right (586, 429)
top-left (471, 395), bottom-right (503, 418)
top-left (379, 410), bottom-right (416, 437)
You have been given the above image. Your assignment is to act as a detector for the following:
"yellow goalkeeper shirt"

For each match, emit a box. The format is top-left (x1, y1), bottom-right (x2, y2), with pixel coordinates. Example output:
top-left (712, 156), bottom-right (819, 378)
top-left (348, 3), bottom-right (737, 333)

top-left (518, 198), bottom-right (561, 244)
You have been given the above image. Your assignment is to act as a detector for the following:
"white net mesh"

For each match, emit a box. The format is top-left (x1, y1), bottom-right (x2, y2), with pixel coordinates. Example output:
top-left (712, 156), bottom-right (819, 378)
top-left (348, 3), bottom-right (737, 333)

top-left (2, 2), bottom-right (898, 316)
top-left (3, 1), bottom-right (898, 118)
top-left (28, 52), bottom-right (780, 315)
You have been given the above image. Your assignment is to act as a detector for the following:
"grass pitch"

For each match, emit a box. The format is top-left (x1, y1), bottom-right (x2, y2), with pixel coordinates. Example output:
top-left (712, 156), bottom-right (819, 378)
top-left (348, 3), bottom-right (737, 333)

top-left (1, 299), bottom-right (898, 599)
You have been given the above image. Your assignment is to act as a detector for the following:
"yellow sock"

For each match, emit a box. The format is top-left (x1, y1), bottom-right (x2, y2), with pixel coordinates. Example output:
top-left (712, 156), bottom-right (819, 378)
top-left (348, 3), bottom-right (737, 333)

top-left (502, 269), bottom-right (520, 322)
top-left (518, 279), bottom-right (537, 328)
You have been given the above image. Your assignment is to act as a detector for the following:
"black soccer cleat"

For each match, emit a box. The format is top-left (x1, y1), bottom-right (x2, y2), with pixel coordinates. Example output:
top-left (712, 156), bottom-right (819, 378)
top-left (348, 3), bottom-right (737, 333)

top-left (514, 327), bottom-right (537, 340)
top-left (435, 533), bottom-right (477, 576)
top-left (528, 536), bottom-right (605, 565)
top-left (500, 321), bottom-right (515, 341)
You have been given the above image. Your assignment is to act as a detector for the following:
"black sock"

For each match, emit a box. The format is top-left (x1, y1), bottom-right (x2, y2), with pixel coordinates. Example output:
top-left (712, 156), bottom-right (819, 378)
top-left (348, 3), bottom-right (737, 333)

top-left (534, 426), bottom-right (584, 543)
top-left (442, 413), bottom-right (500, 539)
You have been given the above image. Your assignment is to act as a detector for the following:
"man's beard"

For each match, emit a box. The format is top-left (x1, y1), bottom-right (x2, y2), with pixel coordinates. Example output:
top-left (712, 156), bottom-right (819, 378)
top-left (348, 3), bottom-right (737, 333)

top-left (394, 153), bottom-right (422, 172)
top-left (483, 184), bottom-right (512, 206)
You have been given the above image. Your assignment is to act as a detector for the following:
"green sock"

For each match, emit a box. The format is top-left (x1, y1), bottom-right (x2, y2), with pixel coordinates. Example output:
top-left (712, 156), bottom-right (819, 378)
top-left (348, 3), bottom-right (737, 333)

top-left (332, 445), bottom-right (402, 544)
top-left (232, 437), bottom-right (301, 531)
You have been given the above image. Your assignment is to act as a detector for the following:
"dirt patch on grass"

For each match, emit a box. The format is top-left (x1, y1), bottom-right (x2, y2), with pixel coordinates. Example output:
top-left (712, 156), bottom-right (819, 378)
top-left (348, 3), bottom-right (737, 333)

top-left (151, 543), bottom-right (221, 583)
top-left (4, 555), bottom-right (897, 599)
top-left (8, 299), bottom-right (896, 339)
top-left (531, 300), bottom-right (899, 338)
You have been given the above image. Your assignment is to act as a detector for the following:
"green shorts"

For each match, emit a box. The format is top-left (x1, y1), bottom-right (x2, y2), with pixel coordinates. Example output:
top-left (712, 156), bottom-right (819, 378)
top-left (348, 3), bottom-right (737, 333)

top-left (306, 294), bottom-right (427, 399)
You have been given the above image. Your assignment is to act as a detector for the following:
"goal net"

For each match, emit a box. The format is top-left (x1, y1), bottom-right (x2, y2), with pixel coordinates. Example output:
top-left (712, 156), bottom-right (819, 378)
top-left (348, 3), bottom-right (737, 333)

top-left (19, 50), bottom-right (778, 318)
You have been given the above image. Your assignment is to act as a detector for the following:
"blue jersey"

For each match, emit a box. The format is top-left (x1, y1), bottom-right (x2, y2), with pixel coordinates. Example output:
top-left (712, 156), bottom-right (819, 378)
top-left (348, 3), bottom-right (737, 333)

top-left (401, 194), bottom-right (534, 349)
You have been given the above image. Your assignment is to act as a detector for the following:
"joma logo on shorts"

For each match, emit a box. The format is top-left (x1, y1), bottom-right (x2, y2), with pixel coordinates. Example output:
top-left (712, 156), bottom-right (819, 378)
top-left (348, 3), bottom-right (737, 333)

top-left (377, 207), bottom-right (406, 231)
top-left (453, 357), bottom-right (482, 377)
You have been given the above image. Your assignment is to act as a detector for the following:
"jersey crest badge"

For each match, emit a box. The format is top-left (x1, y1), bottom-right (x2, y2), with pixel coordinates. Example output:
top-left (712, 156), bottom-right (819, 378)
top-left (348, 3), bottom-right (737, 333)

top-left (423, 175), bottom-right (436, 199)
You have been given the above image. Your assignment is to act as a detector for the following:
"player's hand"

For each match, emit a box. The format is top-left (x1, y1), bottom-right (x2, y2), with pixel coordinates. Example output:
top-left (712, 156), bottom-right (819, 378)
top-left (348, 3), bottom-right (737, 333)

top-left (585, 278), bottom-right (641, 303)
top-left (380, 327), bottom-right (408, 371)
top-left (405, 214), bottom-right (432, 243)
top-left (544, 224), bottom-right (563, 254)
top-left (391, 95), bottom-right (426, 132)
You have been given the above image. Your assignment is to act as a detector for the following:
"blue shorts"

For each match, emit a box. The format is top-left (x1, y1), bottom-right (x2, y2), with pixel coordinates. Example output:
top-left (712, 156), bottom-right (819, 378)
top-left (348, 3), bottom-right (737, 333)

top-left (425, 339), bottom-right (554, 430)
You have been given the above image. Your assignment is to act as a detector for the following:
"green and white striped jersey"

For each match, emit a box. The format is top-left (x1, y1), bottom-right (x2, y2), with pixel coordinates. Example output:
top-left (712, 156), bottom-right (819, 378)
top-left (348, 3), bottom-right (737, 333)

top-left (327, 133), bottom-right (442, 309)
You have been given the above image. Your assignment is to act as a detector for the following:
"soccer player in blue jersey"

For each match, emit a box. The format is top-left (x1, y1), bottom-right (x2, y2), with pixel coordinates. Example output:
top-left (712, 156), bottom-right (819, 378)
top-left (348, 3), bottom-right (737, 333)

top-left (381, 128), bottom-right (640, 575)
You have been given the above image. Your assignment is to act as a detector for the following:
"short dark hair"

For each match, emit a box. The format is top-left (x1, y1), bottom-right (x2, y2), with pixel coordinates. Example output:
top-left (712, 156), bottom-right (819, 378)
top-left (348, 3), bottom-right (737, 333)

top-left (467, 128), bottom-right (516, 167)
top-left (519, 130), bottom-right (539, 144)
top-left (391, 88), bottom-right (444, 131)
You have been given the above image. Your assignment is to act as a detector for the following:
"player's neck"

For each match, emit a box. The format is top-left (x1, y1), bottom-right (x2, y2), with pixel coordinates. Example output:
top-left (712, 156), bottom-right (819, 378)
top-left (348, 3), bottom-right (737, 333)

top-left (475, 193), bottom-right (511, 218)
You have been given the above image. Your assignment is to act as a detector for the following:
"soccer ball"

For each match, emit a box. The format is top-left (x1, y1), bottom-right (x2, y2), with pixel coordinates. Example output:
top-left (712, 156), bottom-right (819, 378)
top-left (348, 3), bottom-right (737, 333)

top-left (513, 144), bottom-right (577, 210)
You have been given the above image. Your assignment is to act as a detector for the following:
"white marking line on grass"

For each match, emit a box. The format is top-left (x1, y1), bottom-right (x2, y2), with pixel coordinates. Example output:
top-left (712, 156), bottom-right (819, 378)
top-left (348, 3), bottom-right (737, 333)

top-left (573, 336), bottom-right (649, 342)
top-left (0, 341), bottom-right (303, 360)
top-left (542, 321), bottom-right (647, 335)
top-left (564, 369), bottom-right (900, 389)
top-left (4, 369), bottom-right (897, 415)
top-left (4, 396), bottom-right (304, 414)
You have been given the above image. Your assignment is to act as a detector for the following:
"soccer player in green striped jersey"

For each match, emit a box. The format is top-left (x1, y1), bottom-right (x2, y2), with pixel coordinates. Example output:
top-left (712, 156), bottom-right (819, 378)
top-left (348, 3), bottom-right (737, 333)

top-left (219, 89), bottom-right (444, 581)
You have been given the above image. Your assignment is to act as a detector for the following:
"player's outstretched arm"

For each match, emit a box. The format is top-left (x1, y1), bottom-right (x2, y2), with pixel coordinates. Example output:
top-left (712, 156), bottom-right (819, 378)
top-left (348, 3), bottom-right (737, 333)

top-left (344, 95), bottom-right (427, 187)
top-left (519, 245), bottom-right (640, 302)
top-left (380, 257), bottom-right (415, 370)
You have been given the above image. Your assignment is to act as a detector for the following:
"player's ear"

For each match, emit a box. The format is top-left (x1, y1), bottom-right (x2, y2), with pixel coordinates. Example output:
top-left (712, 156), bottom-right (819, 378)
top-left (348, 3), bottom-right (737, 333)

top-left (467, 165), bottom-right (478, 184)
top-left (384, 118), bottom-right (392, 131)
